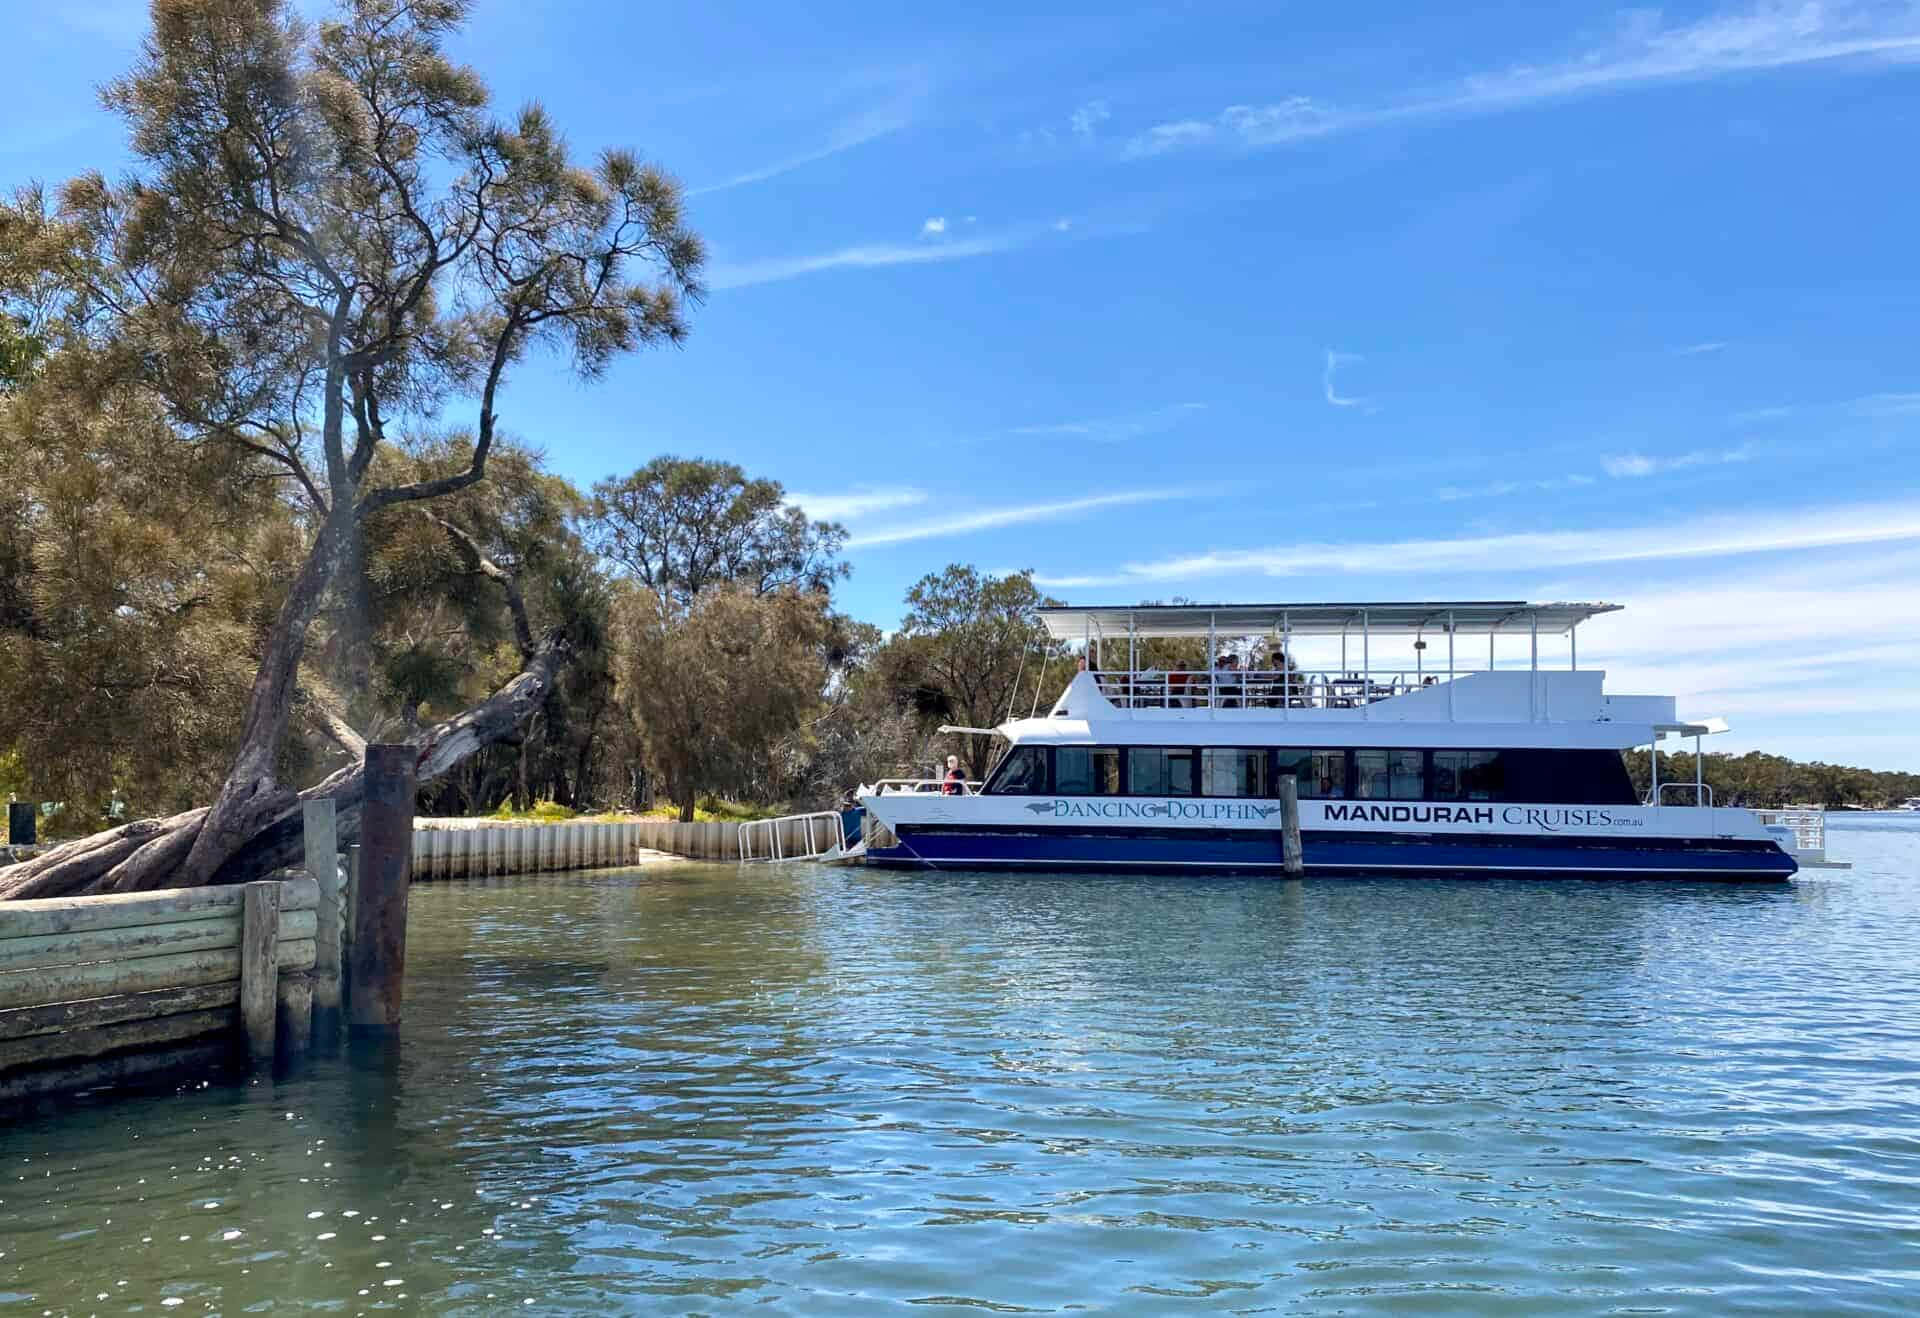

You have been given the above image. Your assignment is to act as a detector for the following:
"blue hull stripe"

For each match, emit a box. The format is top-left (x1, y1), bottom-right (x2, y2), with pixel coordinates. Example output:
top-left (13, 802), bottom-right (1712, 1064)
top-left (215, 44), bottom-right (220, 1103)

top-left (866, 827), bottom-right (1796, 878)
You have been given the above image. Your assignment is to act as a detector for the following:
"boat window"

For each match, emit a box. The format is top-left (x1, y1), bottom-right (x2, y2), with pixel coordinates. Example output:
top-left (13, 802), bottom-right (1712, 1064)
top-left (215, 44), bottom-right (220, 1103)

top-left (1432, 750), bottom-right (1503, 801)
top-left (1509, 749), bottom-right (1637, 805)
top-left (1202, 748), bottom-right (1269, 797)
top-left (1128, 748), bottom-right (1197, 796)
top-left (1356, 749), bottom-right (1423, 800)
top-left (985, 746), bottom-right (1048, 795)
top-left (1055, 746), bottom-right (1122, 795)
top-left (1275, 749), bottom-right (1347, 798)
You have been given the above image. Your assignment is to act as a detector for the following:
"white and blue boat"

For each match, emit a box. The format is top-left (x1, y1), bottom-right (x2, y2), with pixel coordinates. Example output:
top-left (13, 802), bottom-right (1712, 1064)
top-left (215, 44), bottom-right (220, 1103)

top-left (857, 601), bottom-right (1799, 879)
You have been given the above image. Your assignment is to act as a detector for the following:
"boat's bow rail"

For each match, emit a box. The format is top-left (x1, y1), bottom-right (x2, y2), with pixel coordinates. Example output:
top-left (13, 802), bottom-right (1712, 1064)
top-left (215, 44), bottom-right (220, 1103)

top-left (863, 777), bottom-right (983, 796)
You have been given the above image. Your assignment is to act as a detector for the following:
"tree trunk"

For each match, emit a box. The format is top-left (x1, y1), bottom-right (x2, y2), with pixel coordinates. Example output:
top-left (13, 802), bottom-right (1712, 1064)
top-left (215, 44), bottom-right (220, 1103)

top-left (168, 512), bottom-right (354, 890)
top-left (1, 634), bottom-right (571, 901)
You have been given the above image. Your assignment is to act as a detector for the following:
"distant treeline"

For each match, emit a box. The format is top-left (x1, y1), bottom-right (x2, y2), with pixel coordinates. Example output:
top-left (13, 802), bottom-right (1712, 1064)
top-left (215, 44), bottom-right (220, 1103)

top-left (1623, 749), bottom-right (1920, 809)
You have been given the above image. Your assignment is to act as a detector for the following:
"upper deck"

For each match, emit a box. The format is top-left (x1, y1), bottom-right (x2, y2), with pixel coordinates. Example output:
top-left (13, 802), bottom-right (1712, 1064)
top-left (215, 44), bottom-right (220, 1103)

top-left (1022, 600), bottom-right (1705, 746)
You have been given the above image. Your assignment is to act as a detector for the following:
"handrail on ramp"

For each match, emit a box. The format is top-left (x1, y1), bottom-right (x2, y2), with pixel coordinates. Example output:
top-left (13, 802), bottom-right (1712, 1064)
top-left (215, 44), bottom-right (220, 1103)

top-left (738, 811), bottom-right (848, 863)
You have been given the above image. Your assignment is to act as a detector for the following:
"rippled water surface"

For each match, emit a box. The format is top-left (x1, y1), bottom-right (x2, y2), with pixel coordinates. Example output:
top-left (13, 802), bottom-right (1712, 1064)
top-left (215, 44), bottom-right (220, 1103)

top-left (4, 817), bottom-right (1919, 1314)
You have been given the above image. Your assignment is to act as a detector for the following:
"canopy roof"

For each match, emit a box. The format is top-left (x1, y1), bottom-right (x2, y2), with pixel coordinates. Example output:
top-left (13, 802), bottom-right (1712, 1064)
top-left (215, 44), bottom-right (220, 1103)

top-left (1036, 601), bottom-right (1620, 641)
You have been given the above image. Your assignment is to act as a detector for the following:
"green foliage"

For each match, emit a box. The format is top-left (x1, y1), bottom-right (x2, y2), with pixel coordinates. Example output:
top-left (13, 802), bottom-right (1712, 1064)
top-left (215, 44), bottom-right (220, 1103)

top-left (610, 583), bottom-right (831, 821)
top-left (877, 565), bottom-right (1072, 777)
top-left (488, 798), bottom-right (579, 821)
top-left (588, 457), bottom-right (847, 608)
top-left (1624, 748), bottom-right (1920, 808)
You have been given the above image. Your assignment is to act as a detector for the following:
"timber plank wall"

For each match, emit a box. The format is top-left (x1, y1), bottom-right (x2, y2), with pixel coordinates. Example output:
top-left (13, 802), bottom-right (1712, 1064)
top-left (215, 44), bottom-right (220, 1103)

top-left (0, 873), bottom-right (341, 1106)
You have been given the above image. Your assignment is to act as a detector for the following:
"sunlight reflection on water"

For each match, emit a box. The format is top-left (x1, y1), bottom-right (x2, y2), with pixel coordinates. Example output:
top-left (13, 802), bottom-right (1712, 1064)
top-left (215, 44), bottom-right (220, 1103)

top-left (2, 817), bottom-right (1917, 1313)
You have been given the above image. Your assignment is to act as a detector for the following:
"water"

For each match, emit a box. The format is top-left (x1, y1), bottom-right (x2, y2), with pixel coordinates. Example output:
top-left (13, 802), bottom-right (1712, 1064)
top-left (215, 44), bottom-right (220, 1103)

top-left (3, 817), bottom-right (1918, 1314)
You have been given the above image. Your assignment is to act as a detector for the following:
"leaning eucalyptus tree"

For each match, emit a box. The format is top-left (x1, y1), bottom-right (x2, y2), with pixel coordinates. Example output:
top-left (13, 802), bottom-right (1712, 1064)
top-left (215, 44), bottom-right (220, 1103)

top-left (0, 0), bottom-right (701, 898)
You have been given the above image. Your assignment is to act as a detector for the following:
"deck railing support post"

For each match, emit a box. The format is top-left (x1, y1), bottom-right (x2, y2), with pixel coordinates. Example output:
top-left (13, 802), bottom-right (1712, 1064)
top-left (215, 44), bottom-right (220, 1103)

top-left (349, 744), bottom-right (415, 1036)
top-left (240, 880), bottom-right (280, 1065)
top-left (1279, 775), bottom-right (1303, 876)
top-left (1447, 610), bottom-right (1455, 722)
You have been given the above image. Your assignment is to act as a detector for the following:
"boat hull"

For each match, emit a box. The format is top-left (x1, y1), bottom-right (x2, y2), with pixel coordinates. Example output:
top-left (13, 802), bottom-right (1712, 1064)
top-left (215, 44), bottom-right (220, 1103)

top-left (864, 825), bottom-right (1797, 879)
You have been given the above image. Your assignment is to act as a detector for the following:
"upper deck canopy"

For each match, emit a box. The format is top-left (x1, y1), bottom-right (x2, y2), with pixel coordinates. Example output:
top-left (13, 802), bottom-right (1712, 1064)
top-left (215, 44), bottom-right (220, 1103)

top-left (1036, 601), bottom-right (1620, 640)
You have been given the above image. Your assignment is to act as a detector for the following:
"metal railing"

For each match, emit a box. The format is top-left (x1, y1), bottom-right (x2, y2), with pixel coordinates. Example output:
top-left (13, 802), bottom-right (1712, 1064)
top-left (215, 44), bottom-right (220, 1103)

top-left (1649, 783), bottom-right (1715, 807)
top-left (738, 811), bottom-right (847, 863)
top-left (1756, 807), bottom-right (1826, 860)
top-left (864, 778), bottom-right (982, 796)
top-left (1093, 668), bottom-right (1443, 711)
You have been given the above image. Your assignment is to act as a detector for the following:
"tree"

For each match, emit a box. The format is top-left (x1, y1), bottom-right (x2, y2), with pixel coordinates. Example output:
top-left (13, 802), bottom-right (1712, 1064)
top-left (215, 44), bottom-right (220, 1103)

top-left (588, 457), bottom-right (846, 608)
top-left (0, 0), bottom-right (702, 898)
top-left (882, 566), bottom-right (1069, 779)
top-left (609, 585), bottom-right (829, 821)
top-left (0, 370), bottom-right (300, 838)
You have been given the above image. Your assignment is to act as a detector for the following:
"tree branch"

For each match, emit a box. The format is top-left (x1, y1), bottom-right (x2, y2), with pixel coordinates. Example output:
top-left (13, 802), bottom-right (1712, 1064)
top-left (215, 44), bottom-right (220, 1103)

top-left (300, 684), bottom-right (367, 758)
top-left (419, 507), bottom-right (533, 658)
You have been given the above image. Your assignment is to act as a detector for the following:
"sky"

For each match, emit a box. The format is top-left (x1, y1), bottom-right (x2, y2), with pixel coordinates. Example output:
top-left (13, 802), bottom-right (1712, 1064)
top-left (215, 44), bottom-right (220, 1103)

top-left (9, 0), bottom-right (1920, 770)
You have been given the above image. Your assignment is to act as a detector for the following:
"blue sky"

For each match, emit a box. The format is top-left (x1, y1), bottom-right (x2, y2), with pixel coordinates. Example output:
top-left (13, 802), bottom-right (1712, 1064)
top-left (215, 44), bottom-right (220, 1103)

top-left (11, 1), bottom-right (1920, 769)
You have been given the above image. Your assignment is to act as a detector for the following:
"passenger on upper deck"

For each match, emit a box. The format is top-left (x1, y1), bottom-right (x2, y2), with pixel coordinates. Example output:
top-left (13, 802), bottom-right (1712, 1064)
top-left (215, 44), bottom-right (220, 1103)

top-left (1213, 653), bottom-right (1242, 708)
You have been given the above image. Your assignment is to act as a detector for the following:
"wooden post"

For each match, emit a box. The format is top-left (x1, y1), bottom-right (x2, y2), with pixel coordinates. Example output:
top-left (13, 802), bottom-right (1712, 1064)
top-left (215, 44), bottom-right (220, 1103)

top-left (240, 880), bottom-right (280, 1064)
top-left (1279, 774), bottom-right (1304, 876)
top-left (276, 971), bottom-right (313, 1060)
top-left (303, 799), bottom-right (342, 1036)
top-left (349, 744), bottom-right (414, 1035)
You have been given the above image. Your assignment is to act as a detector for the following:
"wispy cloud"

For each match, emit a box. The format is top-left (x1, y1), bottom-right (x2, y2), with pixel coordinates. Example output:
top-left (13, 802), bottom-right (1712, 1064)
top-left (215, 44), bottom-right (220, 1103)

top-left (1601, 444), bottom-right (1755, 478)
top-left (1435, 474), bottom-right (1596, 502)
top-left (1122, 2), bottom-right (1920, 158)
top-left (1849, 391), bottom-right (1920, 416)
top-left (1030, 495), bottom-right (1920, 587)
top-left (1323, 350), bottom-right (1367, 408)
top-left (710, 228), bottom-right (1040, 290)
top-left (1126, 98), bottom-right (1338, 158)
top-left (690, 74), bottom-right (925, 195)
top-left (1070, 99), bottom-right (1112, 139)
top-left (787, 488), bottom-right (928, 522)
top-left (1673, 341), bottom-right (1727, 356)
top-left (920, 216), bottom-right (948, 236)
top-left (1011, 402), bottom-right (1206, 442)
top-left (848, 489), bottom-right (1203, 548)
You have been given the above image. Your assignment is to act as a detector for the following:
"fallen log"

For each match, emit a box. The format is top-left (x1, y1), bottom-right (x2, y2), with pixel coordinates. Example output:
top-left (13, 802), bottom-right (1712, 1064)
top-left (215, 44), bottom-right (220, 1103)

top-left (0, 634), bottom-right (567, 901)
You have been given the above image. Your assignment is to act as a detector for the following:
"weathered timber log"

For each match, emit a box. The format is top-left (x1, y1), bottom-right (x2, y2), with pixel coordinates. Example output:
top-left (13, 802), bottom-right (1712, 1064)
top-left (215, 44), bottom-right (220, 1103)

top-left (0, 875), bottom-right (316, 940)
top-left (0, 633), bottom-right (569, 901)
top-left (0, 1006), bottom-right (237, 1072)
top-left (1280, 775), bottom-right (1303, 876)
top-left (0, 938), bottom-right (315, 1012)
top-left (240, 882), bottom-right (280, 1064)
top-left (0, 1038), bottom-right (236, 1107)
top-left (305, 799), bottom-right (344, 1026)
top-left (0, 981), bottom-right (239, 1043)
top-left (350, 746), bottom-right (413, 1034)
top-left (0, 909), bottom-right (316, 974)
top-left (276, 971), bottom-right (313, 1059)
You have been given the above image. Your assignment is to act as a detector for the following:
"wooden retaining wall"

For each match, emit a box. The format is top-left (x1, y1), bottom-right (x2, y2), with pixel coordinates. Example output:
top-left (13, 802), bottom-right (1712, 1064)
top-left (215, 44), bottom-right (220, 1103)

top-left (410, 818), bottom-right (763, 877)
top-left (0, 874), bottom-right (334, 1104)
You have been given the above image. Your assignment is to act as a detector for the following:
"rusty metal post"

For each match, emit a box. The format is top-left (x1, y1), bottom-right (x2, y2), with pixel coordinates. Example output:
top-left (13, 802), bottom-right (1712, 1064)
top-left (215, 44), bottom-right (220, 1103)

top-left (349, 744), bottom-right (414, 1035)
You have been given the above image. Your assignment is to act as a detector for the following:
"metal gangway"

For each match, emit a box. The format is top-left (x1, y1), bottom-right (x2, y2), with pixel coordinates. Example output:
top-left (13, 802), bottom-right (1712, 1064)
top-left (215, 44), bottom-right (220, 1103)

top-left (737, 811), bottom-right (857, 864)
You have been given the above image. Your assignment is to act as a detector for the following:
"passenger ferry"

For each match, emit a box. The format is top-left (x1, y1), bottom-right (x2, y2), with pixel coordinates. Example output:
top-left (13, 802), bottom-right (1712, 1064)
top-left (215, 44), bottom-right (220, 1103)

top-left (857, 602), bottom-right (1799, 879)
